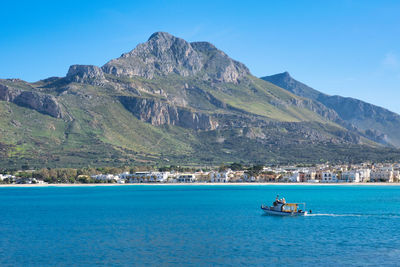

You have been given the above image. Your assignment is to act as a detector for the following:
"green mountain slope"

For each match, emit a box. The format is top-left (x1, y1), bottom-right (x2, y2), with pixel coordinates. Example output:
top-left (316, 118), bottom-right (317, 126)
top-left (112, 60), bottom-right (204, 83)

top-left (1, 32), bottom-right (399, 168)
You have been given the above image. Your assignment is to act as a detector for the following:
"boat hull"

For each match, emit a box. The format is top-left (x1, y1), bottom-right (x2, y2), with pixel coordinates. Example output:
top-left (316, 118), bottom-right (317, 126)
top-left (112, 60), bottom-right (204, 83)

top-left (261, 207), bottom-right (307, 216)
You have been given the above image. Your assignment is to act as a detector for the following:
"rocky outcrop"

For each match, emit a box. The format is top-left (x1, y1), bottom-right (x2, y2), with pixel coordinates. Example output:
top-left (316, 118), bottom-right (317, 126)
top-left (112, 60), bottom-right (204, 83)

top-left (119, 96), bottom-right (218, 130)
top-left (190, 41), bottom-right (249, 83)
top-left (14, 91), bottom-right (63, 118)
top-left (0, 84), bottom-right (20, 101)
top-left (289, 98), bottom-right (341, 122)
top-left (0, 84), bottom-right (62, 118)
top-left (102, 32), bottom-right (249, 83)
top-left (66, 65), bottom-right (107, 86)
top-left (364, 129), bottom-right (390, 146)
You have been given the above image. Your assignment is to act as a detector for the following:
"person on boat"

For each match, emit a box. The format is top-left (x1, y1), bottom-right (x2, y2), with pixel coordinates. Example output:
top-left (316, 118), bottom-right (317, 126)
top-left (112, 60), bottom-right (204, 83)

top-left (273, 195), bottom-right (279, 206)
top-left (282, 197), bottom-right (286, 204)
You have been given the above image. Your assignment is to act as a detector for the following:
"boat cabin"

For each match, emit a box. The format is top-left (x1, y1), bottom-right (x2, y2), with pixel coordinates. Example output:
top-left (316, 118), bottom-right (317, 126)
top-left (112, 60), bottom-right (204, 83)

top-left (270, 201), bottom-right (305, 213)
top-left (281, 203), bottom-right (299, 213)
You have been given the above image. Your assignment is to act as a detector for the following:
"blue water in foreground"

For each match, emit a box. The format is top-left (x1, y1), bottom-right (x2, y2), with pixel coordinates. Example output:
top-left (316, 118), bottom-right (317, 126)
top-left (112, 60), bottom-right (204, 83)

top-left (1, 185), bottom-right (400, 266)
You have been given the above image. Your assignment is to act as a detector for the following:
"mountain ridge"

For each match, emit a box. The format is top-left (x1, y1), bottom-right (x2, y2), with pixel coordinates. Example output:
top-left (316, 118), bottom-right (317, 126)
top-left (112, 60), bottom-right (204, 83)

top-left (0, 32), bottom-right (399, 168)
top-left (261, 72), bottom-right (400, 147)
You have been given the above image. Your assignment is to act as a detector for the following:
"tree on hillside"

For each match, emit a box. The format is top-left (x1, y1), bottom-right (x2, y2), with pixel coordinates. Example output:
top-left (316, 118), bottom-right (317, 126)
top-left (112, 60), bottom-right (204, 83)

top-left (229, 163), bottom-right (243, 171)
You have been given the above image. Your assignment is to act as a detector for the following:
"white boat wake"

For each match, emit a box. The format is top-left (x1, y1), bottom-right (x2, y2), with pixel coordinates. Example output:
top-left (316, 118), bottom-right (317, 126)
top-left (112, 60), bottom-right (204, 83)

top-left (306, 213), bottom-right (400, 218)
top-left (306, 213), bottom-right (363, 217)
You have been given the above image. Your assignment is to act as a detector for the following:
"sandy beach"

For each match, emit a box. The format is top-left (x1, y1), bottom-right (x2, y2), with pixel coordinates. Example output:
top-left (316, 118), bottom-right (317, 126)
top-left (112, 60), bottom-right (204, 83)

top-left (1, 182), bottom-right (400, 187)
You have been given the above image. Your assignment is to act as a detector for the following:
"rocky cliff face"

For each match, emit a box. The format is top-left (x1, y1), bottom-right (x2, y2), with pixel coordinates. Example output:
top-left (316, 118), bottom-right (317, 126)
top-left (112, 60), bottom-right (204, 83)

top-left (0, 84), bottom-right (63, 118)
top-left (119, 96), bottom-right (218, 130)
top-left (102, 32), bottom-right (249, 83)
top-left (289, 98), bottom-right (341, 122)
top-left (317, 94), bottom-right (400, 122)
top-left (66, 65), bottom-right (107, 86)
top-left (0, 84), bottom-right (20, 101)
top-left (190, 41), bottom-right (249, 83)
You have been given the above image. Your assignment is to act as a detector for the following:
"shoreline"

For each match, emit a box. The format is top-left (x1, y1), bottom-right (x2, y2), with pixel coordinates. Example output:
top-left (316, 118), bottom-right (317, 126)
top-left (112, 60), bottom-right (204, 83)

top-left (1, 182), bottom-right (400, 187)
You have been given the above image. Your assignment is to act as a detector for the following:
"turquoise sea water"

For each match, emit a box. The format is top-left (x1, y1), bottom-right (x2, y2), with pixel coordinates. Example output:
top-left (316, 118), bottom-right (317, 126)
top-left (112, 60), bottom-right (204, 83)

top-left (1, 185), bottom-right (400, 266)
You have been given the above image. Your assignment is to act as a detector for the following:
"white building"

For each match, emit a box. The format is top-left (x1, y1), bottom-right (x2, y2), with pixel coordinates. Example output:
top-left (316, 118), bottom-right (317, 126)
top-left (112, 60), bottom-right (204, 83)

top-left (321, 172), bottom-right (338, 183)
top-left (341, 171), bottom-right (360, 183)
top-left (209, 171), bottom-right (230, 183)
top-left (118, 172), bottom-right (131, 179)
top-left (370, 168), bottom-right (398, 182)
top-left (0, 174), bottom-right (15, 181)
top-left (151, 172), bottom-right (170, 182)
top-left (177, 174), bottom-right (196, 183)
top-left (357, 169), bottom-right (371, 182)
top-left (286, 172), bottom-right (300, 182)
top-left (127, 171), bottom-right (170, 183)
top-left (91, 174), bottom-right (119, 181)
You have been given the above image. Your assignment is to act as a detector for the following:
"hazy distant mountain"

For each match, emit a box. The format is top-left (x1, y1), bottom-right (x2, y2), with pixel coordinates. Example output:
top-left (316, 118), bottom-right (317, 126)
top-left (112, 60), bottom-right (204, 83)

top-left (262, 72), bottom-right (400, 147)
top-left (1, 32), bottom-right (399, 169)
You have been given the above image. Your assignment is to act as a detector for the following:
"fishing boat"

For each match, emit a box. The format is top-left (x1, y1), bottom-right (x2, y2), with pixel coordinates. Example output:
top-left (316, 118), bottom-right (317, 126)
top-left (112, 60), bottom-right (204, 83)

top-left (261, 197), bottom-right (307, 216)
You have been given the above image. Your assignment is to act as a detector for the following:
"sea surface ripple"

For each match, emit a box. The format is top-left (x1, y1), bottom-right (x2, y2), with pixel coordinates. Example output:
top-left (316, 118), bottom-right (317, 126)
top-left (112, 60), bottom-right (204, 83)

top-left (1, 185), bottom-right (400, 266)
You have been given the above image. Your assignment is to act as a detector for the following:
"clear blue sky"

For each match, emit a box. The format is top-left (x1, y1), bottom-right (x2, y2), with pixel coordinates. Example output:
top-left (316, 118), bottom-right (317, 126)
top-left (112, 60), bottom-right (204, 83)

top-left (1, 0), bottom-right (399, 113)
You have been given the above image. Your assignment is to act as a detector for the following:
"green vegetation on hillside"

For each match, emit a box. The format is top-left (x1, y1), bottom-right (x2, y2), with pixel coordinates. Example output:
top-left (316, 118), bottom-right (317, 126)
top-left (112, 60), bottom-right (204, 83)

top-left (1, 32), bottom-right (400, 169)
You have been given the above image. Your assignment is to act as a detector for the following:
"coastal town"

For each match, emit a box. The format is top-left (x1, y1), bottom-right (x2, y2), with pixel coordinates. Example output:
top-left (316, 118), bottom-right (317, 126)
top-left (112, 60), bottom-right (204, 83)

top-left (2, 162), bottom-right (400, 184)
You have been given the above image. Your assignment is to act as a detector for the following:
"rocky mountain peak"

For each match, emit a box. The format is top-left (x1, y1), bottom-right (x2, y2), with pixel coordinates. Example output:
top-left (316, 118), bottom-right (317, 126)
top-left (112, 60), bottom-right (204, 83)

top-left (268, 71), bottom-right (292, 82)
top-left (190, 41), bottom-right (218, 52)
top-left (102, 32), bottom-right (202, 79)
top-left (147, 31), bottom-right (176, 41)
top-left (66, 65), bottom-right (107, 86)
top-left (281, 71), bottom-right (291, 78)
top-left (101, 32), bottom-right (249, 83)
top-left (262, 72), bottom-right (320, 100)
